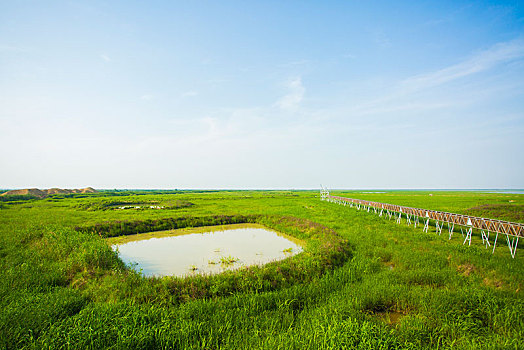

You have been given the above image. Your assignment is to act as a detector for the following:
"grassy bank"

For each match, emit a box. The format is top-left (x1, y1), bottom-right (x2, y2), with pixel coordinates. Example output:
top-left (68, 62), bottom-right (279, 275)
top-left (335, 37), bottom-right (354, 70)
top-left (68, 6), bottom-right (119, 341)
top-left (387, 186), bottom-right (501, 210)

top-left (0, 190), bottom-right (522, 349)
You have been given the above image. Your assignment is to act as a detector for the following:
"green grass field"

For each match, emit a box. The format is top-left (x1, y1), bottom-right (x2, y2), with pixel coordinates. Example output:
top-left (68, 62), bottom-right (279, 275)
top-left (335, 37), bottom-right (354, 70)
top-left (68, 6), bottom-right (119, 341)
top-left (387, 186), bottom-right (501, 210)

top-left (0, 190), bottom-right (522, 349)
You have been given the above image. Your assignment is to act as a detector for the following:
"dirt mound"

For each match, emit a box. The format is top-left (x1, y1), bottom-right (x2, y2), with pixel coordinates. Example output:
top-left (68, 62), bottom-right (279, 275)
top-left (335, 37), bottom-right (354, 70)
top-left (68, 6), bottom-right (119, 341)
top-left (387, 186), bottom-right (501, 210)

top-left (81, 187), bottom-right (97, 193)
top-left (1, 187), bottom-right (97, 198)
top-left (45, 188), bottom-right (71, 195)
top-left (1, 188), bottom-right (47, 198)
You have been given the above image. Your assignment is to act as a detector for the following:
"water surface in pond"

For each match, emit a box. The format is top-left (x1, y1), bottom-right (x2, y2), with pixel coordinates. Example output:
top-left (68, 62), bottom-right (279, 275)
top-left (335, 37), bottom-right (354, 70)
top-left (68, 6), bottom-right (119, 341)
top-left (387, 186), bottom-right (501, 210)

top-left (108, 224), bottom-right (303, 277)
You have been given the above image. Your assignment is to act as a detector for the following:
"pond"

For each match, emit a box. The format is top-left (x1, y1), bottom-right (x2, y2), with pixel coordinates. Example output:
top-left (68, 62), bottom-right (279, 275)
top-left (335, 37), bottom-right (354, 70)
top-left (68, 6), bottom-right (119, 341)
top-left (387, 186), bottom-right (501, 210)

top-left (108, 223), bottom-right (304, 277)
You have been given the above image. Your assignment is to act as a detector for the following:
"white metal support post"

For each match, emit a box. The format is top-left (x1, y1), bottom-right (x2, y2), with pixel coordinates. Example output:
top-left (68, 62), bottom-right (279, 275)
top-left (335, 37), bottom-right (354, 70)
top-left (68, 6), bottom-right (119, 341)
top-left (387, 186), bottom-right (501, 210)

top-left (463, 219), bottom-right (473, 246)
top-left (436, 221), bottom-right (443, 236)
top-left (423, 213), bottom-right (430, 233)
top-left (506, 234), bottom-right (519, 258)
top-left (481, 230), bottom-right (491, 248)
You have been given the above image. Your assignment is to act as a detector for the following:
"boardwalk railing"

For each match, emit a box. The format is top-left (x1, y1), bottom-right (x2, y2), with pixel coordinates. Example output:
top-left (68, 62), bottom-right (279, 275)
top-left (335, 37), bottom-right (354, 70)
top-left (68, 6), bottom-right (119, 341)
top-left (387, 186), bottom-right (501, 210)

top-left (320, 188), bottom-right (522, 258)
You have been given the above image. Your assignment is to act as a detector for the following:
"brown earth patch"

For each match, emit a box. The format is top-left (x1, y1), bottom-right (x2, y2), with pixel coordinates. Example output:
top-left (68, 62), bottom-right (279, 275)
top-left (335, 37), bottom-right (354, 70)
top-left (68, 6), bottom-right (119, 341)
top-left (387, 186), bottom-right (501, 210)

top-left (483, 276), bottom-right (503, 289)
top-left (46, 188), bottom-right (71, 195)
top-left (384, 262), bottom-right (395, 270)
top-left (0, 188), bottom-right (46, 198)
top-left (457, 263), bottom-right (476, 276)
top-left (1, 187), bottom-right (97, 198)
top-left (372, 310), bottom-right (406, 326)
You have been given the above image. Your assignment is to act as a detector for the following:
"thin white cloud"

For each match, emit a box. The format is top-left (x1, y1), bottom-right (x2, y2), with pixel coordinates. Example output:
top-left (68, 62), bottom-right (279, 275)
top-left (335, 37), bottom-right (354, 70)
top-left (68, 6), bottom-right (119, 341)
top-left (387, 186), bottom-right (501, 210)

top-left (401, 38), bottom-right (524, 91)
top-left (346, 38), bottom-right (524, 117)
top-left (100, 54), bottom-right (112, 62)
top-left (140, 94), bottom-right (153, 100)
top-left (276, 77), bottom-right (305, 111)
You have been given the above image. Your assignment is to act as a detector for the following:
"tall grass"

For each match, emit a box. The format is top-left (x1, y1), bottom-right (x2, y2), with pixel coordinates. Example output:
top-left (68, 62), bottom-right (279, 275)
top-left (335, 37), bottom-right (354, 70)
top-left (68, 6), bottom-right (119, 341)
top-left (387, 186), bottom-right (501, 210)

top-left (0, 190), bottom-right (522, 349)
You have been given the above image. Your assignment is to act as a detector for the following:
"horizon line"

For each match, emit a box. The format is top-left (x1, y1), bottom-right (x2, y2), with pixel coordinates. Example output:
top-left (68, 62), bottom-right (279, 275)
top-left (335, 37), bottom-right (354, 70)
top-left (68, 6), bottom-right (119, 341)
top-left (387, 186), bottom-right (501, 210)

top-left (1, 187), bottom-right (524, 191)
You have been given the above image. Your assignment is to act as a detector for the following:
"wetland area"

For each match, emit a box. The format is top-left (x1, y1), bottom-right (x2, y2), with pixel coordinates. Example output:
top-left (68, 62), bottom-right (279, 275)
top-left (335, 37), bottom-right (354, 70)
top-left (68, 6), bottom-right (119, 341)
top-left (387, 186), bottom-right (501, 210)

top-left (109, 224), bottom-right (303, 277)
top-left (3, 2), bottom-right (523, 349)
top-left (0, 190), bottom-right (522, 349)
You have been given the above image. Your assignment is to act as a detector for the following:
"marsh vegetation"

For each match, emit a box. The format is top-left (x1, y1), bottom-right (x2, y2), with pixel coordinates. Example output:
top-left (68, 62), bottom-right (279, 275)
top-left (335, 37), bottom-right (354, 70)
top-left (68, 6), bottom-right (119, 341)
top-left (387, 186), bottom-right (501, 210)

top-left (0, 190), bottom-right (522, 349)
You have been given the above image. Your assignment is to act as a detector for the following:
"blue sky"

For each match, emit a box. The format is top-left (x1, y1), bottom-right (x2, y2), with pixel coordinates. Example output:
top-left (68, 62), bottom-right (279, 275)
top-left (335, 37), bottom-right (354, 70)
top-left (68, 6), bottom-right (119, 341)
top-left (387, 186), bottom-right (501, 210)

top-left (1, 1), bottom-right (523, 189)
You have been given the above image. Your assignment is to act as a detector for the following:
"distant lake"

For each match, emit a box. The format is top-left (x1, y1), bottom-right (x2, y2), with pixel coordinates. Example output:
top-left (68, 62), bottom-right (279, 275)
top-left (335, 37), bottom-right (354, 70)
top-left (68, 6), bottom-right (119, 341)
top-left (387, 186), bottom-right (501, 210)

top-left (481, 190), bottom-right (524, 194)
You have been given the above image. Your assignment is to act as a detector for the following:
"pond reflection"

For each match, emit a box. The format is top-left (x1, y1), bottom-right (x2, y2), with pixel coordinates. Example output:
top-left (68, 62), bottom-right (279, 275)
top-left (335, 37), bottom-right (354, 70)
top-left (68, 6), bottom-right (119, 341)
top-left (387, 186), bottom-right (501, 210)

top-left (108, 224), bottom-right (303, 277)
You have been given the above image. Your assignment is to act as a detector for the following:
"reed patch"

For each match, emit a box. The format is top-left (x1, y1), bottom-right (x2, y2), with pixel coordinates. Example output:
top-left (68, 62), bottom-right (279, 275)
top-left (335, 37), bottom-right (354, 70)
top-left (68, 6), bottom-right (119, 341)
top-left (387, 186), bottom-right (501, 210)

top-left (76, 214), bottom-right (352, 302)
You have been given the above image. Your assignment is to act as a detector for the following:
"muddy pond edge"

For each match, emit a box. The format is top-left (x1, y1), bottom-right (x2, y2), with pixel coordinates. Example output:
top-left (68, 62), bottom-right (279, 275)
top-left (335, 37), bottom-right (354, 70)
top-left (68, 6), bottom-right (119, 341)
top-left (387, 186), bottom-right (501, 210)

top-left (75, 214), bottom-right (353, 302)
